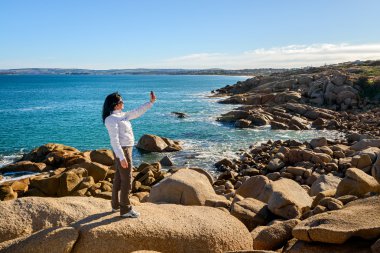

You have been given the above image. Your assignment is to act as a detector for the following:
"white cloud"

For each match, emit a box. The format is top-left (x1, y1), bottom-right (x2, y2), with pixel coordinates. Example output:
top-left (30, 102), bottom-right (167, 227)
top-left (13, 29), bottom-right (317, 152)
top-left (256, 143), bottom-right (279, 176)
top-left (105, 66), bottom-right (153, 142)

top-left (2, 42), bottom-right (380, 69)
top-left (150, 43), bottom-right (380, 69)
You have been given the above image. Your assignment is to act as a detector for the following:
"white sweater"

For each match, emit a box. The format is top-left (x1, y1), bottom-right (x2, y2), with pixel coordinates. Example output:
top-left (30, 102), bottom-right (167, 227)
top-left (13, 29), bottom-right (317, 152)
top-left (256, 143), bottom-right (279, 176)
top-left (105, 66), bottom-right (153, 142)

top-left (105, 101), bottom-right (153, 161)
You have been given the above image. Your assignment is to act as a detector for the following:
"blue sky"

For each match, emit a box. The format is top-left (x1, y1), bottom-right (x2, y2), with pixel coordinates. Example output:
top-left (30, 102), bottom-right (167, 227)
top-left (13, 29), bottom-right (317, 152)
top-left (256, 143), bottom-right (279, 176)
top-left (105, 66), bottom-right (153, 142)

top-left (1, 0), bottom-right (380, 69)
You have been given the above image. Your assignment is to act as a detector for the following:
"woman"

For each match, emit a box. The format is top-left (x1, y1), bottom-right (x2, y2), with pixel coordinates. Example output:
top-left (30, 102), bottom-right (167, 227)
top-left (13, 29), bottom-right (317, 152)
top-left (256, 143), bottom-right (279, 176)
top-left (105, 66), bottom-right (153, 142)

top-left (102, 91), bottom-right (156, 218)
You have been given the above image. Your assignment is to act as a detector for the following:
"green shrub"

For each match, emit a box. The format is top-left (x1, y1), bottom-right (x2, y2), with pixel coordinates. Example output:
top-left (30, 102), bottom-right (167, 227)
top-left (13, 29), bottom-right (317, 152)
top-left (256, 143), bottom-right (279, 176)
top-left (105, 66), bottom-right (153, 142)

top-left (356, 76), bottom-right (380, 100)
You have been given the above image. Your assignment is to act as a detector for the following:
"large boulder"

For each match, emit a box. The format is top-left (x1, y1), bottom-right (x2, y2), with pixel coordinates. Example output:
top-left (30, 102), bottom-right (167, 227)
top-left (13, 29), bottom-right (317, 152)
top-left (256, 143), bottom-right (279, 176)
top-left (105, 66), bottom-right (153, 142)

top-left (235, 119), bottom-right (252, 128)
top-left (351, 154), bottom-right (373, 170)
top-left (284, 102), bottom-right (308, 115)
top-left (337, 90), bottom-right (358, 107)
top-left (271, 121), bottom-right (288, 130)
top-left (30, 174), bottom-right (61, 196)
top-left (267, 178), bottom-right (312, 219)
top-left (72, 176), bottom-right (95, 196)
top-left (230, 198), bottom-right (272, 231)
top-left (57, 171), bottom-right (82, 197)
top-left (137, 134), bottom-right (168, 152)
top-left (0, 227), bottom-right (78, 253)
top-left (73, 203), bottom-right (253, 253)
top-left (289, 116), bottom-right (309, 130)
top-left (89, 149), bottom-right (114, 166)
top-left (136, 134), bottom-right (182, 152)
top-left (235, 176), bottom-right (273, 203)
top-left (354, 147), bottom-right (380, 163)
top-left (350, 139), bottom-right (380, 151)
top-left (0, 161), bottom-right (46, 173)
top-left (69, 161), bottom-right (108, 183)
top-left (251, 219), bottom-right (300, 250)
top-left (335, 168), bottom-right (380, 197)
top-left (274, 91), bottom-right (301, 104)
top-left (248, 113), bottom-right (270, 126)
top-left (0, 198), bottom-right (253, 253)
top-left (310, 137), bottom-right (328, 149)
top-left (292, 196), bottom-right (380, 244)
top-left (310, 174), bottom-right (341, 196)
top-left (0, 197), bottom-right (110, 243)
top-left (286, 240), bottom-right (372, 253)
top-left (9, 179), bottom-right (29, 193)
top-left (148, 169), bottom-right (227, 206)
top-left (21, 143), bottom-right (80, 163)
top-left (218, 110), bottom-right (251, 122)
top-left (188, 167), bottom-right (214, 185)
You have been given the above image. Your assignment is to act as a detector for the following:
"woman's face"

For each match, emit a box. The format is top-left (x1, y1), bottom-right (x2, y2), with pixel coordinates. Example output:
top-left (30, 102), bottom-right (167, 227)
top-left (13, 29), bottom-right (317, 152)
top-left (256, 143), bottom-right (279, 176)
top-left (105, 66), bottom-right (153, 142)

top-left (114, 98), bottom-right (124, 111)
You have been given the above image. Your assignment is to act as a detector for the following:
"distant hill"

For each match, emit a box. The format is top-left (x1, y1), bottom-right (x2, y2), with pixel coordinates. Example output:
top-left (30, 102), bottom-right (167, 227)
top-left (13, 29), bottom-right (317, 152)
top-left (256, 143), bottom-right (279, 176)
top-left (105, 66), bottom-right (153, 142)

top-left (1, 60), bottom-right (379, 77)
top-left (0, 67), bottom-right (286, 76)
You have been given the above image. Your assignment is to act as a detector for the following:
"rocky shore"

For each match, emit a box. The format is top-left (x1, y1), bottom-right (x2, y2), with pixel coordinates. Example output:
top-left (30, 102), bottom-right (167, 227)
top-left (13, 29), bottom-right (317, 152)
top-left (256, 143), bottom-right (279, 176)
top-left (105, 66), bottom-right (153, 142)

top-left (1, 133), bottom-right (380, 252)
top-left (0, 134), bottom-right (182, 202)
top-left (213, 61), bottom-right (380, 138)
top-left (1, 60), bottom-right (380, 252)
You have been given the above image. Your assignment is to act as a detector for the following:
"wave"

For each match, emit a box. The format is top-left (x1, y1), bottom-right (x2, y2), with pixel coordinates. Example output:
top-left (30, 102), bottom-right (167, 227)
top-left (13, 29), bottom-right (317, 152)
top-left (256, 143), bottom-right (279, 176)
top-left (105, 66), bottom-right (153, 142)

top-left (0, 106), bottom-right (52, 113)
top-left (0, 150), bottom-right (25, 168)
top-left (0, 172), bottom-right (40, 184)
top-left (189, 91), bottom-right (213, 97)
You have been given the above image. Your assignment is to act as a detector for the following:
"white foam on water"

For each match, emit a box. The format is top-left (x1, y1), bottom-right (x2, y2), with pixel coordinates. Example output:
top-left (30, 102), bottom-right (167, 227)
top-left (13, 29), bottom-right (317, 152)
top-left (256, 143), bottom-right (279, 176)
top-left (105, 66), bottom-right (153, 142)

top-left (0, 106), bottom-right (53, 113)
top-left (189, 91), bottom-right (213, 97)
top-left (0, 172), bottom-right (41, 184)
top-left (0, 151), bottom-right (25, 168)
top-left (0, 149), bottom-right (39, 184)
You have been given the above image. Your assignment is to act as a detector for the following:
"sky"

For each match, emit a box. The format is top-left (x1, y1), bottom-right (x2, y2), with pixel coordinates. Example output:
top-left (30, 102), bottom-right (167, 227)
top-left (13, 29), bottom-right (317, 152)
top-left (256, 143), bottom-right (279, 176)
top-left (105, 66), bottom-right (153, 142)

top-left (1, 0), bottom-right (380, 69)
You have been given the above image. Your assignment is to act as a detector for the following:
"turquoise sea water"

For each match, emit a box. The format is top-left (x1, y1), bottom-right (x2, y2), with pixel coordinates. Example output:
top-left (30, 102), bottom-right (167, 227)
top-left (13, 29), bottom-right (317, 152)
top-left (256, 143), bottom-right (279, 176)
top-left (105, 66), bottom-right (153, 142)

top-left (0, 75), bottom-right (343, 172)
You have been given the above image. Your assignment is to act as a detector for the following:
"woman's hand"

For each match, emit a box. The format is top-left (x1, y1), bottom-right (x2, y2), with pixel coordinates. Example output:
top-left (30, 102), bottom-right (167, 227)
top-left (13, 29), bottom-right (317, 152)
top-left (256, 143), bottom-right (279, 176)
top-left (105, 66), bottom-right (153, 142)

top-left (120, 159), bottom-right (129, 169)
top-left (150, 91), bottom-right (156, 103)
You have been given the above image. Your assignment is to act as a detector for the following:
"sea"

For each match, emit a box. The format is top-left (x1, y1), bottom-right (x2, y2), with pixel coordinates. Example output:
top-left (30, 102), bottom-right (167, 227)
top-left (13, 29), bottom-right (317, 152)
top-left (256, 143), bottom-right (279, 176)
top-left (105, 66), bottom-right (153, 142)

top-left (0, 75), bottom-right (343, 179)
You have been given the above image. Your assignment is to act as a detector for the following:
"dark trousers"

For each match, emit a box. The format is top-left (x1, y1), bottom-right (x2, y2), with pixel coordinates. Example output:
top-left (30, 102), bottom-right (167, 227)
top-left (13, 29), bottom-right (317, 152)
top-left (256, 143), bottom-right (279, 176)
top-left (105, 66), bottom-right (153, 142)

top-left (112, 147), bottom-right (133, 211)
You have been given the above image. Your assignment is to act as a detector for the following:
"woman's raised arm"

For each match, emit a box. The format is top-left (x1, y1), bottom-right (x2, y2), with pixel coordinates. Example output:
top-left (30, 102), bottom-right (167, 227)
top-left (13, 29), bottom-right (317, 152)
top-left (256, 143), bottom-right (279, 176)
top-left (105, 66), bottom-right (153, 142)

top-left (121, 92), bottom-right (156, 121)
top-left (122, 101), bottom-right (153, 121)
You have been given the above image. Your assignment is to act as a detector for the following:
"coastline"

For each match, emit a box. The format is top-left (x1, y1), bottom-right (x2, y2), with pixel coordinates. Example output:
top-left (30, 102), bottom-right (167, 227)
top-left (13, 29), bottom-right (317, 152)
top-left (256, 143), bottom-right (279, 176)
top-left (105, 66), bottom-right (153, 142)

top-left (0, 74), bottom-right (341, 172)
top-left (1, 61), bottom-right (380, 252)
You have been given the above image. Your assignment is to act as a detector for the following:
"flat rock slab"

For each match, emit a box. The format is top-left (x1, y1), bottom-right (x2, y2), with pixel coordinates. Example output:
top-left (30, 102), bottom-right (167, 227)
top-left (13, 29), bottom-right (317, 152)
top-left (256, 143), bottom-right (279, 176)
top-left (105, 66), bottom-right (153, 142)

top-left (0, 227), bottom-right (78, 253)
top-left (0, 196), bottom-right (110, 243)
top-left (292, 196), bottom-right (380, 244)
top-left (72, 203), bottom-right (253, 253)
top-left (0, 197), bottom-right (253, 253)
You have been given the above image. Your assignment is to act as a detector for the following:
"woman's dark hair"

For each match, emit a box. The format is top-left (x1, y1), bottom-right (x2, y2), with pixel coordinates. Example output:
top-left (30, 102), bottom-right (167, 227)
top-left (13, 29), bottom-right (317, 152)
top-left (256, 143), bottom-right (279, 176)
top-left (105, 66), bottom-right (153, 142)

top-left (102, 92), bottom-right (123, 124)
